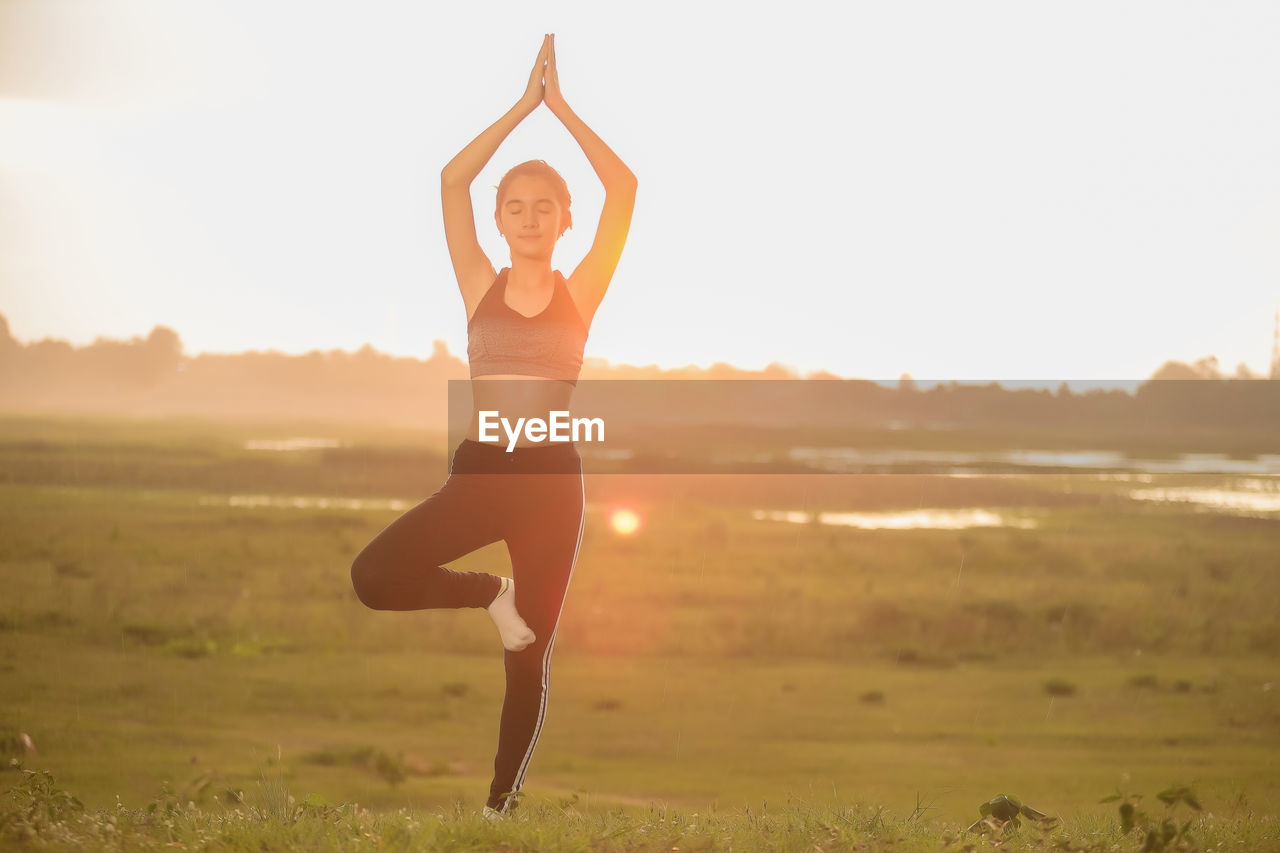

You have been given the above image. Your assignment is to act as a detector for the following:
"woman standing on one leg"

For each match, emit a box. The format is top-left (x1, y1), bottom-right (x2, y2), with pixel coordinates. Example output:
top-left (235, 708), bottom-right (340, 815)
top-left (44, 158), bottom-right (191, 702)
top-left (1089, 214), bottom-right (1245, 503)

top-left (350, 34), bottom-right (636, 816)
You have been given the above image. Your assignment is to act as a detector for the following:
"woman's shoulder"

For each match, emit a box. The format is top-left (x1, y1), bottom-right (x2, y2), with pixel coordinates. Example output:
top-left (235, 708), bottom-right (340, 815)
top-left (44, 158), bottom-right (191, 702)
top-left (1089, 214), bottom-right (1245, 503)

top-left (466, 268), bottom-right (508, 326)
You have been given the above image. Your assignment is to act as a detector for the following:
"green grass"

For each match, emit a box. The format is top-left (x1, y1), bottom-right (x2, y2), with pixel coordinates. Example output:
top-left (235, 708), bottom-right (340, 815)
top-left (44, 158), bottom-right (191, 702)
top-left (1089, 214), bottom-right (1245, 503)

top-left (2, 415), bottom-right (1279, 849)
top-left (4, 766), bottom-right (1278, 851)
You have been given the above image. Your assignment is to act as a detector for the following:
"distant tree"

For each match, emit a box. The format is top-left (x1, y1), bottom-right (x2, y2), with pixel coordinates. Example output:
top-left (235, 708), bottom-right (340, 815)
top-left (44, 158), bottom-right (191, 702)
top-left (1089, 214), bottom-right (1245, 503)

top-left (761, 362), bottom-right (796, 379)
top-left (27, 338), bottom-right (74, 369)
top-left (144, 326), bottom-right (183, 377)
top-left (0, 314), bottom-right (18, 367)
top-left (1190, 355), bottom-right (1223, 378)
top-left (146, 325), bottom-right (182, 356)
top-left (1149, 359), bottom-right (1208, 381)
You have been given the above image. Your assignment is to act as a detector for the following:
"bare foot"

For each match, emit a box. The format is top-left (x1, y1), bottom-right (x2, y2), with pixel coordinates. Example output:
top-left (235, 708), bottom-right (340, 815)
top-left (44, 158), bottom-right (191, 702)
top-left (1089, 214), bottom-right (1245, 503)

top-left (487, 577), bottom-right (535, 652)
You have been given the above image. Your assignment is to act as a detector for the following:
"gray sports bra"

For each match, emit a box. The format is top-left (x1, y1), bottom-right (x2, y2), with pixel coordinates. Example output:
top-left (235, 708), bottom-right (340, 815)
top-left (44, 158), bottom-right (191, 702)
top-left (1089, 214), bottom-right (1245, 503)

top-left (467, 268), bottom-right (588, 385)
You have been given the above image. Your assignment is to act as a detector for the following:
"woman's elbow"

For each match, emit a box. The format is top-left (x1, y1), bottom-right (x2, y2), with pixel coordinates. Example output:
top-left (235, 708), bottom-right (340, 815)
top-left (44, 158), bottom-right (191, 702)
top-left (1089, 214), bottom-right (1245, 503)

top-left (440, 165), bottom-right (469, 190)
top-left (609, 172), bottom-right (638, 202)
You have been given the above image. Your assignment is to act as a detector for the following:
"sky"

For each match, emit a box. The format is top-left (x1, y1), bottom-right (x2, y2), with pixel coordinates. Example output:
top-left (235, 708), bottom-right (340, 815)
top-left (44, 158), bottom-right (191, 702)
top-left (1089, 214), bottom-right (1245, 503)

top-left (2, 0), bottom-right (1279, 383)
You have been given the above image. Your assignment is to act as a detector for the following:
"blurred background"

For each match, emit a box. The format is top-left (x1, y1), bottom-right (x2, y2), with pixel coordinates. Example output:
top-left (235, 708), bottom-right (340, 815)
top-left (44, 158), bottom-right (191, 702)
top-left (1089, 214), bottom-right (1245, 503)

top-left (3, 0), bottom-right (1279, 382)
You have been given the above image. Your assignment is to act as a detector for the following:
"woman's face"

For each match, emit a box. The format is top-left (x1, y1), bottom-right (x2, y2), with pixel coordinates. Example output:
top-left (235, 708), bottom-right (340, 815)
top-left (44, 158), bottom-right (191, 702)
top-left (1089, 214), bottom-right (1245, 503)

top-left (496, 175), bottom-right (566, 261)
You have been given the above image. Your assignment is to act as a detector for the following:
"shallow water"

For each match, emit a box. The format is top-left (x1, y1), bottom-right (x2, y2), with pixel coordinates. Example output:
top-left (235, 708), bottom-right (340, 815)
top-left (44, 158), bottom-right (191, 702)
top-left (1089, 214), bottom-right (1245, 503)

top-left (201, 495), bottom-right (411, 511)
top-left (243, 438), bottom-right (343, 451)
top-left (1128, 484), bottom-right (1280, 513)
top-left (789, 447), bottom-right (1280, 475)
top-left (751, 507), bottom-right (1038, 530)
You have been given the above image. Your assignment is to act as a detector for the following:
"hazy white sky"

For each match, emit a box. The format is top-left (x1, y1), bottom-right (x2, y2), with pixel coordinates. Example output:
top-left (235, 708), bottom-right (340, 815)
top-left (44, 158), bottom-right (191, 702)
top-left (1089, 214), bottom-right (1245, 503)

top-left (2, 0), bottom-right (1278, 381)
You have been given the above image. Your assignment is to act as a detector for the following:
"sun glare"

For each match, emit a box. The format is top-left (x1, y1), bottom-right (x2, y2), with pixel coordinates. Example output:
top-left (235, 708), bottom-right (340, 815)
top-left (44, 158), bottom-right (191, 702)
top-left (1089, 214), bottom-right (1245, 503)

top-left (608, 508), bottom-right (641, 536)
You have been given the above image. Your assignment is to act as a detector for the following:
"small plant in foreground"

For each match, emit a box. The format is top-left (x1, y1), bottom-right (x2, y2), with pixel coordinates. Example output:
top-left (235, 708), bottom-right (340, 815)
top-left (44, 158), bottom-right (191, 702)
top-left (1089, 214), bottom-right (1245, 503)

top-left (0, 765), bottom-right (84, 844)
top-left (1101, 784), bottom-right (1202, 852)
top-left (965, 792), bottom-right (1057, 838)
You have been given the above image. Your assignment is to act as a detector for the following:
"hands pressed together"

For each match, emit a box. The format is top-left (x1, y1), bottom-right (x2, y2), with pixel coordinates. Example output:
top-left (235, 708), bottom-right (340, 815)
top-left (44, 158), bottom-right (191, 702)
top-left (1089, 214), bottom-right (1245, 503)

top-left (443, 30), bottom-right (635, 326)
top-left (520, 34), bottom-right (568, 116)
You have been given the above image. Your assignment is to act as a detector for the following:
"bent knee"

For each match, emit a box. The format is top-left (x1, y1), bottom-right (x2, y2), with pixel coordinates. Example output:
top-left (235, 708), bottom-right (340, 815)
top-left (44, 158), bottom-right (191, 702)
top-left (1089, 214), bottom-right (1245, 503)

top-left (350, 548), bottom-right (388, 610)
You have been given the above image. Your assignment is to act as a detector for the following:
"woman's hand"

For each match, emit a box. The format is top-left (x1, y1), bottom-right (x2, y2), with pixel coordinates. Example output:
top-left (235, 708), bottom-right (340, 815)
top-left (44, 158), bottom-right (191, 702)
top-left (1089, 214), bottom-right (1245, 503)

top-left (543, 34), bottom-right (568, 117)
top-left (518, 35), bottom-right (552, 114)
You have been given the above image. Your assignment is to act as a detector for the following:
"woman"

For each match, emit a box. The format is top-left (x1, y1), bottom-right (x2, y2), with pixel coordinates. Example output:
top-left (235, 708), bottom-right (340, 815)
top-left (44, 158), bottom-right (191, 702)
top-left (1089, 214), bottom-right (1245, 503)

top-left (350, 34), bottom-right (636, 817)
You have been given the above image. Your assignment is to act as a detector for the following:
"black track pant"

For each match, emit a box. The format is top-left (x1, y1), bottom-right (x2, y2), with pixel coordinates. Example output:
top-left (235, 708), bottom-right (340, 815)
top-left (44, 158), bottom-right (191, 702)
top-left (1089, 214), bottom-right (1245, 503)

top-left (350, 439), bottom-right (584, 810)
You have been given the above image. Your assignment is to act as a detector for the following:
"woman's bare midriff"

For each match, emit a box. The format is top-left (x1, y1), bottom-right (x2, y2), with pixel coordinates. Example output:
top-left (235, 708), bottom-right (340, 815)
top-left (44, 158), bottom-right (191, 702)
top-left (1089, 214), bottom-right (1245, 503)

top-left (466, 374), bottom-right (577, 447)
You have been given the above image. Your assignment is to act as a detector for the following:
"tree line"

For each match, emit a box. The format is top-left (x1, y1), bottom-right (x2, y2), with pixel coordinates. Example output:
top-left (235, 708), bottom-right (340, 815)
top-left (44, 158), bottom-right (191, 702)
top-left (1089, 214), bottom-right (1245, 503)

top-left (1, 315), bottom-right (1276, 440)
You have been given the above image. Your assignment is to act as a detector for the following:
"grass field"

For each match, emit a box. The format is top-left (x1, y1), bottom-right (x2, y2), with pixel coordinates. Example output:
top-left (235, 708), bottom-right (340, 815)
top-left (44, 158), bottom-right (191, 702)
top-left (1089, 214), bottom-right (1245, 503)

top-left (2, 415), bottom-right (1278, 850)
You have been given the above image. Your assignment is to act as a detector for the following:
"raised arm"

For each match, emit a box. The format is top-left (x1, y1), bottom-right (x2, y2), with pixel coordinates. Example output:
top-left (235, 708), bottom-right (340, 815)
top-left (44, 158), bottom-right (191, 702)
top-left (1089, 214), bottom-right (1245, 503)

top-left (441, 35), bottom-right (551, 318)
top-left (543, 36), bottom-right (638, 327)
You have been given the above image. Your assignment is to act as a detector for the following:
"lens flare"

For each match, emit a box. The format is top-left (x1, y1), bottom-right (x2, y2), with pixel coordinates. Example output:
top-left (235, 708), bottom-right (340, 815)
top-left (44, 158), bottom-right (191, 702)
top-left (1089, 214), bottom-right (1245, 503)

top-left (609, 508), bottom-right (641, 536)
